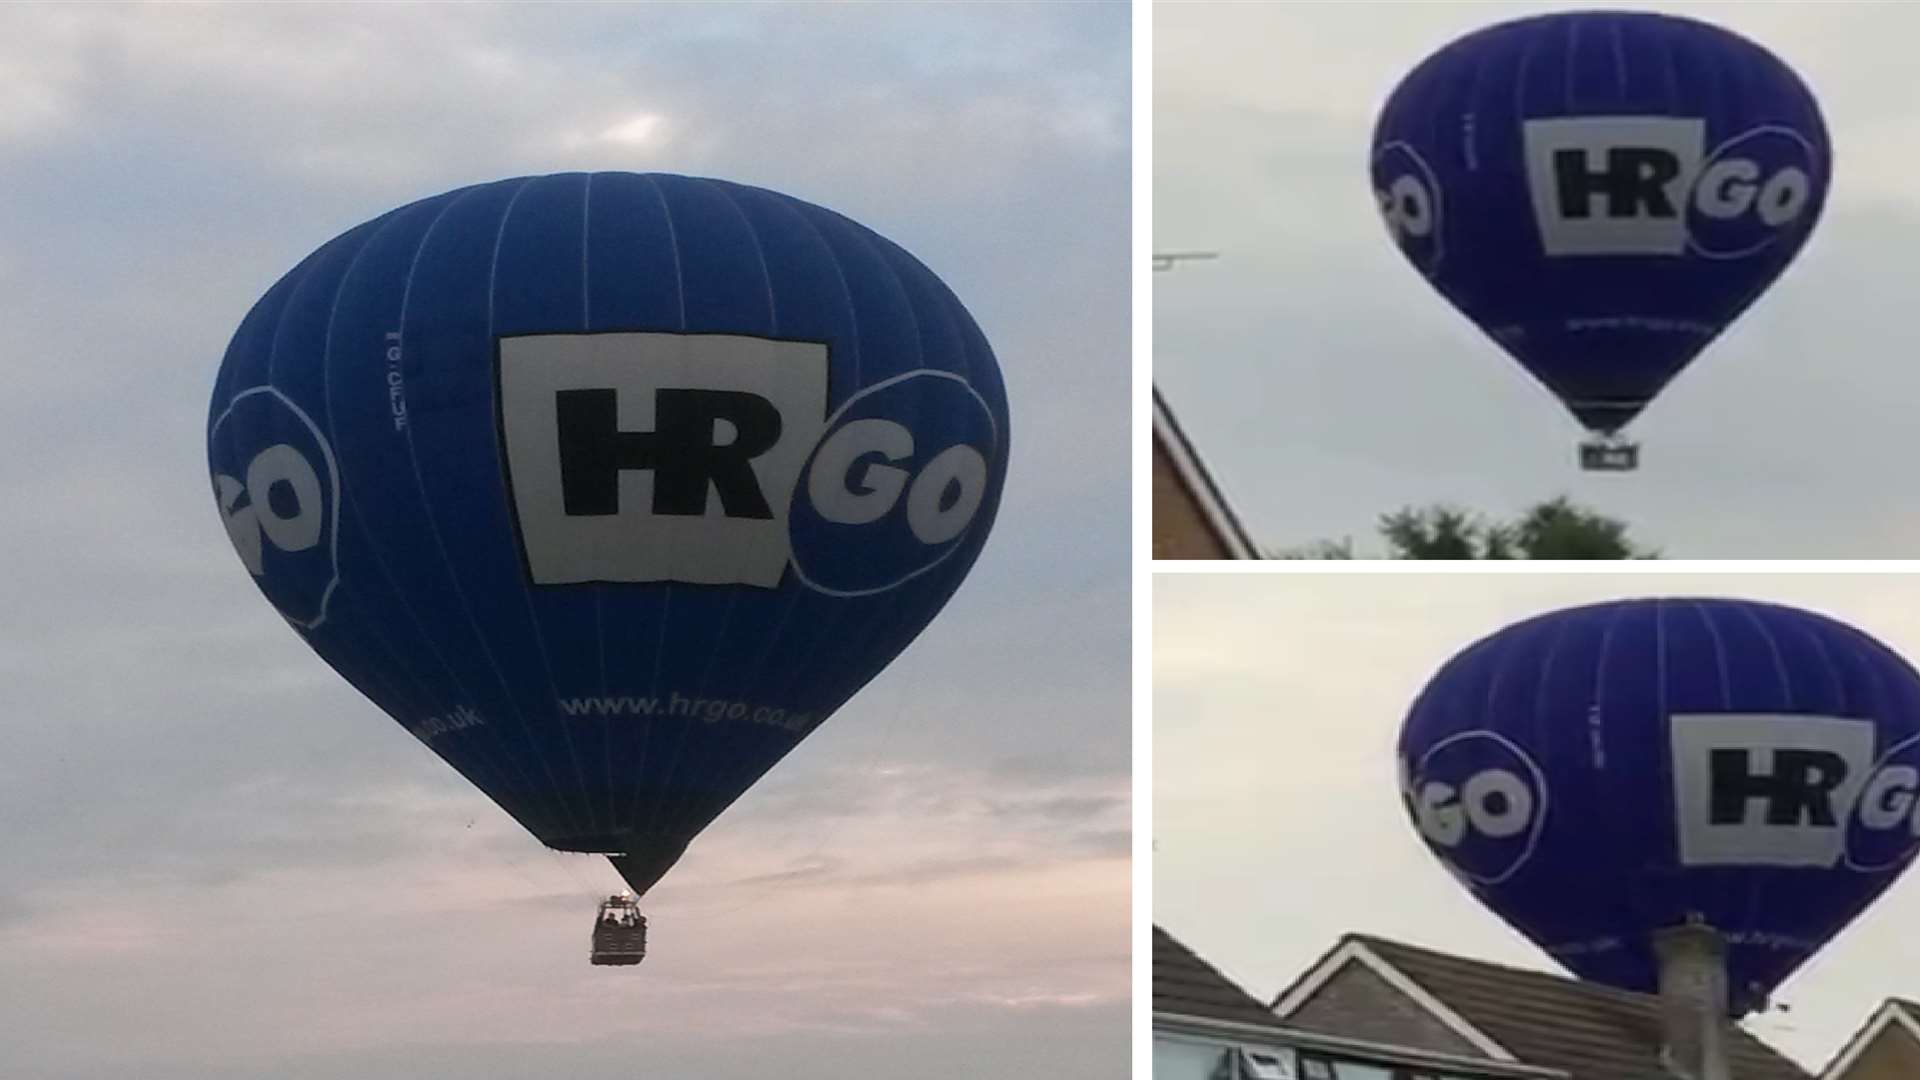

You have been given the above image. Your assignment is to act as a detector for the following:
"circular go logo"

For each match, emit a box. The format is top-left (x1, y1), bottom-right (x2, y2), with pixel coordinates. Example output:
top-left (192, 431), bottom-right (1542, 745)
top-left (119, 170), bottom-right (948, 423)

top-left (208, 386), bottom-right (341, 628)
top-left (1402, 730), bottom-right (1547, 885)
top-left (788, 370), bottom-right (1001, 597)
top-left (1687, 126), bottom-right (1821, 259)
top-left (1372, 141), bottom-right (1445, 274)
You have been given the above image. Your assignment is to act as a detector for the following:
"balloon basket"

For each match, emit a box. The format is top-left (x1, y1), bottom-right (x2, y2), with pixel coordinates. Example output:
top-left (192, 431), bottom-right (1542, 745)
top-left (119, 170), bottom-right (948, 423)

top-left (1579, 436), bottom-right (1639, 472)
top-left (590, 894), bottom-right (648, 967)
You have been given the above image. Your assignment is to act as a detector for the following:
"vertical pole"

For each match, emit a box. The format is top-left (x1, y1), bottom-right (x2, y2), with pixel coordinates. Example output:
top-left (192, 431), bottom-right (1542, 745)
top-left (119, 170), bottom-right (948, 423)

top-left (1653, 922), bottom-right (1731, 1080)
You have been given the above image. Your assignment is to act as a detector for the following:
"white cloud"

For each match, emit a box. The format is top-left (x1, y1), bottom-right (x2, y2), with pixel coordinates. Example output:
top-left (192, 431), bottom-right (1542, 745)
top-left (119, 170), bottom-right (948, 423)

top-left (596, 112), bottom-right (666, 146)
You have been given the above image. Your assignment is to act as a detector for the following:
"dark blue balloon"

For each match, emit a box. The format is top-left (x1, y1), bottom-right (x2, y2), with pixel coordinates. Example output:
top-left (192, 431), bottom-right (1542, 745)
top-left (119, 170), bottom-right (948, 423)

top-left (1371, 12), bottom-right (1830, 435)
top-left (208, 173), bottom-right (1008, 897)
top-left (1400, 599), bottom-right (1920, 1015)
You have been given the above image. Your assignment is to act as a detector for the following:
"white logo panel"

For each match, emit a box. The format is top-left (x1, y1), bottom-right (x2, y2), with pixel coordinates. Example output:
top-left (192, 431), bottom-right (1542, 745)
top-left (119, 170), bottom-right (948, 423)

top-left (1671, 714), bottom-right (1876, 868)
top-left (1524, 116), bottom-right (1704, 256)
top-left (498, 332), bottom-right (828, 587)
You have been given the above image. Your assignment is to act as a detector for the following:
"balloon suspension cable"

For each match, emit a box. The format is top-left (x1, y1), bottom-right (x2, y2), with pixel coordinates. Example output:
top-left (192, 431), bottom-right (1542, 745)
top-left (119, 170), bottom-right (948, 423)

top-left (1578, 431), bottom-right (1639, 472)
top-left (1653, 919), bottom-right (1731, 1080)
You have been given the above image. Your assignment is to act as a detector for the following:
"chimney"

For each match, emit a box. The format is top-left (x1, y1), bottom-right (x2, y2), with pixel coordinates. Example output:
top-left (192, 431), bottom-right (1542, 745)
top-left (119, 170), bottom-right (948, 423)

top-left (1653, 922), bottom-right (1731, 1080)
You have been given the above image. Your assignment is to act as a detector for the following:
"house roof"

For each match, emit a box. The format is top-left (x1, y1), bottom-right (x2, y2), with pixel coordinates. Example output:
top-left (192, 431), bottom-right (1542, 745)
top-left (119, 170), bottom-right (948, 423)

top-left (1152, 925), bottom-right (1292, 1029)
top-left (1151, 386), bottom-right (1258, 559)
top-left (1274, 933), bottom-right (1811, 1080)
top-left (1820, 997), bottom-right (1920, 1078)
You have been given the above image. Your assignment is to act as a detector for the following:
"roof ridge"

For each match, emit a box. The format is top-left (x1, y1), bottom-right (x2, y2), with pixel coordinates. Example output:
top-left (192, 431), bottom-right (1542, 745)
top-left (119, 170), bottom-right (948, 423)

top-left (1153, 925), bottom-right (1289, 1029)
top-left (1266, 932), bottom-right (1370, 1013)
top-left (1342, 932), bottom-right (1810, 1077)
top-left (1342, 931), bottom-right (1669, 1007)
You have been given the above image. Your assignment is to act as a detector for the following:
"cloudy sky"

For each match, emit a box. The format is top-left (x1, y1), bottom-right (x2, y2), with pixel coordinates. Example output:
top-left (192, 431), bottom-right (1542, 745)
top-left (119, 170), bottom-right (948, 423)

top-left (1155, 571), bottom-right (1920, 1069)
top-left (0, 5), bottom-right (1128, 1078)
top-left (1156, 2), bottom-right (1920, 558)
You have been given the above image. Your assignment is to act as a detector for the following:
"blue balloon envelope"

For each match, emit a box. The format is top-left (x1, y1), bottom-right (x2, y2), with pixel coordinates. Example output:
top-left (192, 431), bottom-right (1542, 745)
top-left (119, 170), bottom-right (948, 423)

top-left (208, 172), bottom-right (1009, 897)
top-left (1371, 11), bottom-right (1830, 437)
top-left (1400, 599), bottom-right (1920, 1014)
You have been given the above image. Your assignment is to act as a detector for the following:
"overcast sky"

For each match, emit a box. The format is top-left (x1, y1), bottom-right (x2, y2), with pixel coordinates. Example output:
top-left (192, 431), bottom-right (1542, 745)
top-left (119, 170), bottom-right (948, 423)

top-left (1156, 1), bottom-right (1920, 558)
top-left (0, 5), bottom-right (1128, 1078)
top-left (1155, 571), bottom-right (1920, 1069)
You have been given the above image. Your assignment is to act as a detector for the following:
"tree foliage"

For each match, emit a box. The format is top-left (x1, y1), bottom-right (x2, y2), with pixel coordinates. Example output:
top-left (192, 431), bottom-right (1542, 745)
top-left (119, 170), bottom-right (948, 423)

top-left (1277, 497), bottom-right (1653, 560)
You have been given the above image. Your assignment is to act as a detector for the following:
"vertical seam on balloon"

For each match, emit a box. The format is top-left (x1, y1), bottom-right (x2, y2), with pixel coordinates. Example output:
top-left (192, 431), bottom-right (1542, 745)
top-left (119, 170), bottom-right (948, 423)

top-left (741, 195), bottom-right (847, 720)
top-left (399, 180), bottom-right (591, 841)
top-left (1742, 602), bottom-right (1795, 708)
top-left (648, 174), bottom-right (688, 329)
top-left (1651, 598), bottom-right (1666, 736)
top-left (319, 197), bottom-right (545, 814)
top-left (1577, 604), bottom-right (1624, 879)
top-left (832, 222), bottom-right (933, 699)
top-left (1659, 20), bottom-right (1681, 115)
top-left (1562, 15), bottom-right (1578, 112)
top-left (257, 227), bottom-right (470, 770)
top-left (335, 588), bottom-right (487, 789)
top-left (1511, 25), bottom-right (1541, 147)
top-left (1460, 37), bottom-right (1493, 178)
top-left (1611, 18), bottom-right (1627, 99)
top-left (263, 223), bottom-right (476, 781)
top-left (621, 174), bottom-right (685, 848)
top-left (1734, 638), bottom-right (1769, 968)
top-left (258, 239), bottom-right (340, 491)
top-left (487, 173), bottom-right (599, 840)
top-left (785, 195), bottom-right (862, 391)
top-left (321, 207), bottom-right (490, 719)
top-left (648, 178), bottom-right (770, 840)
top-left (581, 170), bottom-right (611, 837)
top-left (1692, 600), bottom-right (1733, 711)
top-left (735, 220), bottom-right (922, 865)
top-left (795, 223), bottom-right (934, 760)
top-left (1448, 637), bottom-right (1484, 758)
top-left (1845, 628), bottom-right (1891, 725)
top-left (1427, 35), bottom-right (1457, 167)
top-left (1582, 603), bottom-right (1619, 827)
top-left (495, 174), bottom-right (601, 839)
top-left (714, 179), bottom-right (779, 327)
top-left (843, 219), bottom-right (927, 373)
top-left (1531, 609), bottom-right (1571, 747)
top-left (583, 171), bottom-right (607, 689)
top-left (1831, 626), bottom-right (1891, 929)
top-left (658, 183), bottom-right (811, 839)
top-left (1802, 616), bottom-right (1847, 714)
top-left (1484, 612), bottom-right (1527, 740)
top-left (1593, 601), bottom-right (1626, 746)
top-left (264, 243), bottom-right (331, 393)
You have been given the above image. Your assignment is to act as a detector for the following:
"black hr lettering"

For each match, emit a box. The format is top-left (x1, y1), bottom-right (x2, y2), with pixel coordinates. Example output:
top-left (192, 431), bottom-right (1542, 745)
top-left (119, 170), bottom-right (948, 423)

top-left (555, 388), bottom-right (782, 519)
top-left (1554, 147), bottom-right (1681, 219)
top-left (1709, 748), bottom-right (1850, 827)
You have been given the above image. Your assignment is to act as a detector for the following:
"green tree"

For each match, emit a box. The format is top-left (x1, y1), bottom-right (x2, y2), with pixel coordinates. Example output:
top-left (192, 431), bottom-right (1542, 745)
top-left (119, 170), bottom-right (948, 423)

top-left (1378, 505), bottom-right (1514, 560)
top-left (1278, 498), bottom-right (1653, 560)
top-left (1507, 496), bottom-right (1650, 558)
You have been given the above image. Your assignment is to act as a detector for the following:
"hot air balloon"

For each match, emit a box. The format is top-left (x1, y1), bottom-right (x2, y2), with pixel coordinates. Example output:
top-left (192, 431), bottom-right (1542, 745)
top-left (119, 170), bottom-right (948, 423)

top-left (1370, 11), bottom-right (1830, 470)
top-left (1397, 591), bottom-right (1920, 1014)
top-left (207, 173), bottom-right (1009, 960)
top-left (1399, 598), bottom-right (1920, 1015)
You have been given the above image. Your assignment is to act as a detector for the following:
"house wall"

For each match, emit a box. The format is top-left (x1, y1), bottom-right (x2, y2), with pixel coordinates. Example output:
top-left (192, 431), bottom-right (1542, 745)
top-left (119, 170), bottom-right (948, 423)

top-left (1283, 961), bottom-right (1487, 1060)
top-left (1152, 436), bottom-right (1234, 559)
